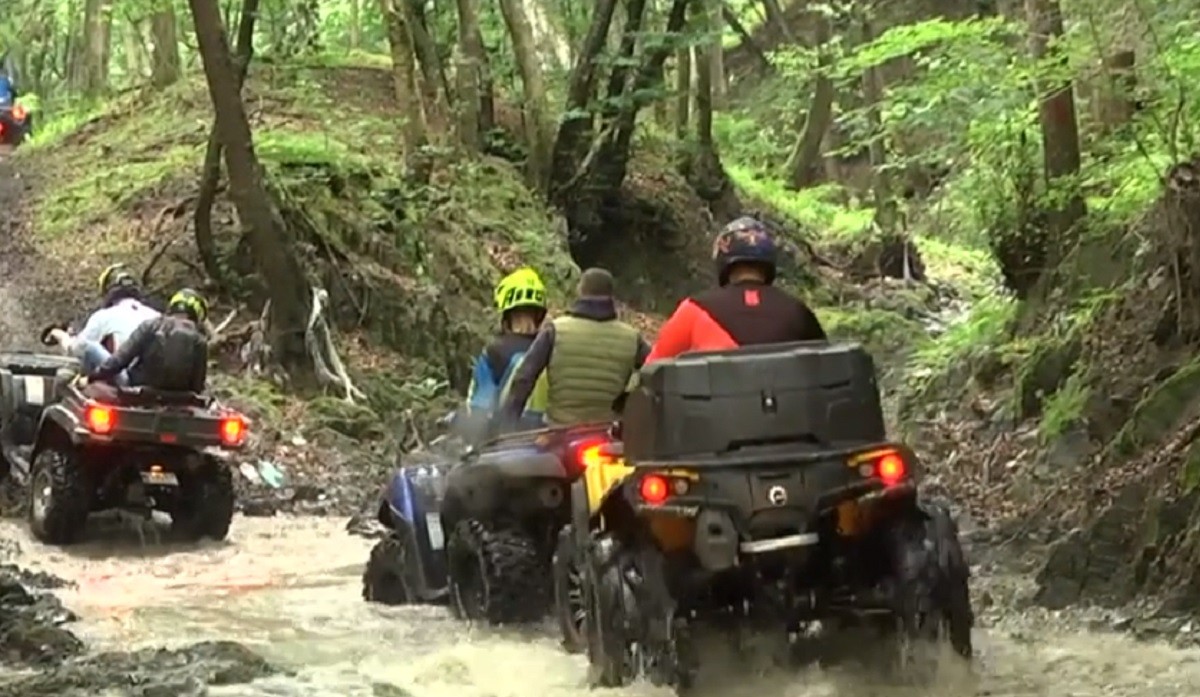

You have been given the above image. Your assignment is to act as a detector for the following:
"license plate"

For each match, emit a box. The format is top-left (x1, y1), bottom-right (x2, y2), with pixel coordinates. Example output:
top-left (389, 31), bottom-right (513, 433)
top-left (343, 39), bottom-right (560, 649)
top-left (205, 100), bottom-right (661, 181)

top-left (425, 513), bottom-right (444, 550)
top-left (140, 470), bottom-right (179, 486)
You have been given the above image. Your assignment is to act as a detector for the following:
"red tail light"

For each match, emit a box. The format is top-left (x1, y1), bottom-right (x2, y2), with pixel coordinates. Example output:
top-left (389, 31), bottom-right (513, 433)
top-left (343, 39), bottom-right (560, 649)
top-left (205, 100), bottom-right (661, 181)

top-left (639, 474), bottom-right (669, 504)
top-left (219, 416), bottom-right (247, 447)
top-left (85, 404), bottom-right (115, 435)
top-left (570, 437), bottom-right (614, 470)
top-left (875, 452), bottom-right (907, 486)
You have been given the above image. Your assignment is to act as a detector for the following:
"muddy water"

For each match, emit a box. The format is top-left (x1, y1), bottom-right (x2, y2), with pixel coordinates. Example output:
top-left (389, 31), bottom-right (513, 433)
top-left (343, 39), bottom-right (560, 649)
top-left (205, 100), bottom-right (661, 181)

top-left (3, 514), bottom-right (1200, 697)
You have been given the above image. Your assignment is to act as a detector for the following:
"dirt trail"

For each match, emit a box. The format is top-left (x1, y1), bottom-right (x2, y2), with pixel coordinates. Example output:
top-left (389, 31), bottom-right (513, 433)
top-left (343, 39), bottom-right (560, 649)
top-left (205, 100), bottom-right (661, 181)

top-left (3, 514), bottom-right (1200, 696)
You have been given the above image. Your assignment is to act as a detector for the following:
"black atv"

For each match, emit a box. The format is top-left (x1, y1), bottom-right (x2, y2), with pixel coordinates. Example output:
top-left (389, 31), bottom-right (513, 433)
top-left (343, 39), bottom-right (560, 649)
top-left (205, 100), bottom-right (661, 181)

top-left (0, 350), bottom-right (250, 545)
top-left (575, 341), bottom-right (974, 692)
top-left (422, 422), bottom-right (617, 625)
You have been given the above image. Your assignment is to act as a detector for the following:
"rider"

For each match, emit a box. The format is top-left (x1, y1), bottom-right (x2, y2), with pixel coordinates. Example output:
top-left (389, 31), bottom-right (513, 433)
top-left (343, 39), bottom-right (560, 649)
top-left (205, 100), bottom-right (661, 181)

top-left (466, 267), bottom-right (550, 424)
top-left (498, 267), bottom-right (649, 427)
top-left (0, 70), bottom-right (14, 108)
top-left (48, 264), bottom-right (161, 374)
top-left (89, 288), bottom-right (210, 392)
top-left (646, 216), bottom-right (827, 363)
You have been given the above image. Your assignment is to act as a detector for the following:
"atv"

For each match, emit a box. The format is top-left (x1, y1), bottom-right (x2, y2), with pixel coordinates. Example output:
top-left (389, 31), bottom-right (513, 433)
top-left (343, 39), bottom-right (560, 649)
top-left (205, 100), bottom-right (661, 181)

top-left (0, 102), bottom-right (31, 148)
top-left (0, 350), bottom-right (250, 545)
top-left (363, 420), bottom-right (618, 627)
top-left (568, 341), bottom-right (974, 692)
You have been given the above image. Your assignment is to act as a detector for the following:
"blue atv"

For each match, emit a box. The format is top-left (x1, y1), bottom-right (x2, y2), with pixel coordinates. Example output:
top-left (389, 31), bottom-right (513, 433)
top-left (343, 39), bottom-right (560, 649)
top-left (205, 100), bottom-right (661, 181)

top-left (362, 421), bottom-right (618, 625)
top-left (362, 454), bottom-right (454, 604)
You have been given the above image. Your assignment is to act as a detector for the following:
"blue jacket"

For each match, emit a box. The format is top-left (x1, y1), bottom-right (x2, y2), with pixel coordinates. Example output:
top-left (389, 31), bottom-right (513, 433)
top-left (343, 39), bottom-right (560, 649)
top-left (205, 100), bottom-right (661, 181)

top-left (0, 76), bottom-right (12, 107)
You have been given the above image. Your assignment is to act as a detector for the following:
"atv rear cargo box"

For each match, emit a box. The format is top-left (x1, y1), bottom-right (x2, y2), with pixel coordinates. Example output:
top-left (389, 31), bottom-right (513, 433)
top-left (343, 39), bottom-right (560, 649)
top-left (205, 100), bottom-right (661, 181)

top-left (622, 341), bottom-right (886, 462)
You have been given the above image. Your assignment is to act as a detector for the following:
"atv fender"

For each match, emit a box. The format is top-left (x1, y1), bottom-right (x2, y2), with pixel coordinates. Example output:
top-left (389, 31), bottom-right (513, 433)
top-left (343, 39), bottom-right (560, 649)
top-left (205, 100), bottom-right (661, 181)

top-left (444, 449), bottom-right (567, 519)
top-left (30, 403), bottom-right (85, 459)
top-left (381, 469), bottom-right (450, 601)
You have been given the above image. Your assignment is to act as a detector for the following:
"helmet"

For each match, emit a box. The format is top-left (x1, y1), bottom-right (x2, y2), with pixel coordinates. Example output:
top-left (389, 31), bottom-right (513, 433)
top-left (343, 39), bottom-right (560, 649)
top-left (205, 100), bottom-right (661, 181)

top-left (493, 267), bottom-right (547, 315)
top-left (168, 288), bottom-right (209, 323)
top-left (712, 216), bottom-right (778, 286)
top-left (98, 263), bottom-right (136, 295)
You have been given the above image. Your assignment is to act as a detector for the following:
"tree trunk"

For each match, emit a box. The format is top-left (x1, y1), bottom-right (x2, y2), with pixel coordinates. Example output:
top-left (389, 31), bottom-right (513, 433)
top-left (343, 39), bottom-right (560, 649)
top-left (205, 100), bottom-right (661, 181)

top-left (548, 0), bottom-right (619, 192)
top-left (761, 0), bottom-right (795, 42)
top-left (149, 1), bottom-right (181, 87)
top-left (348, 0), bottom-right (361, 49)
top-left (498, 0), bottom-right (553, 192)
top-left (860, 18), bottom-right (898, 235)
top-left (1026, 0), bottom-right (1085, 237)
top-left (378, 0), bottom-right (428, 165)
top-left (674, 43), bottom-right (691, 139)
top-left (77, 0), bottom-right (113, 94)
top-left (454, 0), bottom-right (494, 147)
top-left (784, 10), bottom-right (834, 189)
top-left (187, 0), bottom-right (311, 364)
top-left (123, 20), bottom-right (145, 81)
top-left (193, 0), bottom-right (259, 286)
top-left (722, 2), bottom-right (771, 73)
top-left (402, 0), bottom-right (454, 135)
top-left (709, 4), bottom-right (726, 109)
top-left (694, 0), bottom-right (715, 149)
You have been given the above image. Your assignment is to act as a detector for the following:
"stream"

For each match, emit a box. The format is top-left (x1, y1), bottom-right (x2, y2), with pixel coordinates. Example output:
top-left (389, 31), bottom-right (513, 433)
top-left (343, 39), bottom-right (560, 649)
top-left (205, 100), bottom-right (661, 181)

top-left (3, 514), bottom-right (1200, 696)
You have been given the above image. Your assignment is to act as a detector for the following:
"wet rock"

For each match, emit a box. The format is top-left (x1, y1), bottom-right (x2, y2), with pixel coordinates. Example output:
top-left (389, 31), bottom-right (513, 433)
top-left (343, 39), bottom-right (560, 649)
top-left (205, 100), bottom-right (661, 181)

top-left (373, 683), bottom-right (417, 697)
top-left (0, 640), bottom-right (277, 697)
top-left (0, 567), bottom-right (83, 667)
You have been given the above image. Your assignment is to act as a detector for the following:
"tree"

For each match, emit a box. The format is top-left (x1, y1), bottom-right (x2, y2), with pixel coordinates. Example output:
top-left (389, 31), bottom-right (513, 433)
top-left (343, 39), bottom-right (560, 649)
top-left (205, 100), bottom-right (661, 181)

top-left (1026, 0), bottom-right (1085, 239)
top-left (498, 0), bottom-right (553, 191)
top-left (149, 0), bottom-right (182, 87)
top-left (187, 0), bottom-right (312, 364)
top-left (453, 0), bottom-right (495, 150)
top-left (378, 0), bottom-right (428, 166)
top-left (784, 7), bottom-right (835, 189)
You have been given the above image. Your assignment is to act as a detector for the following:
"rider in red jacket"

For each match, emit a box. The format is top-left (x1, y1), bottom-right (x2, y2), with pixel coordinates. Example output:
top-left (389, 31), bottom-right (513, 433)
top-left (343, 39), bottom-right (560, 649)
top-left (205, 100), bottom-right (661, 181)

top-left (647, 216), bottom-right (827, 363)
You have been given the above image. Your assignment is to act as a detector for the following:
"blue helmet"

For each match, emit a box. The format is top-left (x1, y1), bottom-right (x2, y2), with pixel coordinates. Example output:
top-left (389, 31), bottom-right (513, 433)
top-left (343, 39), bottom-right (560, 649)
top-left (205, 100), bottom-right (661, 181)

top-left (712, 216), bottom-right (778, 286)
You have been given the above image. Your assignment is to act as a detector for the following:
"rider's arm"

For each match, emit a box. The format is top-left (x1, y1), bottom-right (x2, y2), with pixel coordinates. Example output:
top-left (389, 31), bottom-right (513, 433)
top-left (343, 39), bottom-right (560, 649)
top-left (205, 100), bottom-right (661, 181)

top-left (634, 334), bottom-right (651, 369)
top-left (645, 299), bottom-right (702, 364)
top-left (190, 343), bottom-right (209, 392)
top-left (91, 319), bottom-right (154, 381)
top-left (497, 323), bottom-right (556, 423)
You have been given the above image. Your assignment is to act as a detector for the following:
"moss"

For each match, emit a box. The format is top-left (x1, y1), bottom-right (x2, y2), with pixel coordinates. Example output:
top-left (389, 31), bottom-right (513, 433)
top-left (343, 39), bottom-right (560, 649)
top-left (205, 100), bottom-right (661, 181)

top-left (1110, 357), bottom-right (1200, 458)
top-left (1038, 370), bottom-right (1091, 442)
top-left (818, 306), bottom-right (928, 363)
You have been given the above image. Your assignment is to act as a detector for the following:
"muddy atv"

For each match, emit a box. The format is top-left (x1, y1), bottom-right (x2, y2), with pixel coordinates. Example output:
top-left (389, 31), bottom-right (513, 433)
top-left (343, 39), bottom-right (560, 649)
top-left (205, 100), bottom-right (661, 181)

top-left (0, 103), bottom-right (31, 147)
top-left (0, 351), bottom-right (250, 545)
top-left (363, 421), bottom-right (618, 624)
top-left (362, 453), bottom-right (455, 606)
top-left (572, 341), bottom-right (974, 692)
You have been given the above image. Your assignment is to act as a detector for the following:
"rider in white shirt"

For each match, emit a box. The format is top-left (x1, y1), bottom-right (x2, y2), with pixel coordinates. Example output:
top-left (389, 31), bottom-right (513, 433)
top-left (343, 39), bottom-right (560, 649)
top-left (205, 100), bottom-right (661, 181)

top-left (48, 265), bottom-right (161, 385)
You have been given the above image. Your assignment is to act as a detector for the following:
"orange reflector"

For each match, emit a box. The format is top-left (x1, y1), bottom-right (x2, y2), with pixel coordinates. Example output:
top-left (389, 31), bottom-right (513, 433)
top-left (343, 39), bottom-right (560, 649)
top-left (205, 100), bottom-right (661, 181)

top-left (11, 104), bottom-right (26, 121)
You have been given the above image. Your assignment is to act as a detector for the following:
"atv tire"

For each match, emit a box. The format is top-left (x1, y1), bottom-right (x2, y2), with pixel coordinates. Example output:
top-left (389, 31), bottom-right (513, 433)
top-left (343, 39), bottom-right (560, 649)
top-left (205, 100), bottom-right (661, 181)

top-left (362, 527), bottom-right (419, 605)
top-left (446, 518), bottom-right (544, 625)
top-left (553, 524), bottom-right (586, 653)
top-left (27, 444), bottom-right (89, 545)
top-left (585, 549), bottom-right (634, 688)
top-left (889, 501), bottom-right (974, 661)
top-left (173, 462), bottom-right (235, 542)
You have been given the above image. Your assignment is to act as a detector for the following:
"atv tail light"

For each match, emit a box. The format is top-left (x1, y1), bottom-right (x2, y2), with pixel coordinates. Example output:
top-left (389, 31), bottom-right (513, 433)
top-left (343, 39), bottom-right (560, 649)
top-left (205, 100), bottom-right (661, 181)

top-left (640, 474), bottom-right (670, 505)
top-left (85, 404), bottom-right (115, 435)
top-left (219, 416), bottom-right (247, 447)
top-left (572, 438), bottom-right (614, 470)
top-left (875, 452), bottom-right (906, 486)
top-left (11, 105), bottom-right (25, 122)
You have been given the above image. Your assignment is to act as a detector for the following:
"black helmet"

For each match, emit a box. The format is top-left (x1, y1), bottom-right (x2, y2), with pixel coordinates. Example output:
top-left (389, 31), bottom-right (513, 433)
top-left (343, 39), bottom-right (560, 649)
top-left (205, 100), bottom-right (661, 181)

top-left (712, 216), bottom-right (778, 286)
top-left (98, 264), bottom-right (143, 307)
top-left (168, 288), bottom-right (209, 323)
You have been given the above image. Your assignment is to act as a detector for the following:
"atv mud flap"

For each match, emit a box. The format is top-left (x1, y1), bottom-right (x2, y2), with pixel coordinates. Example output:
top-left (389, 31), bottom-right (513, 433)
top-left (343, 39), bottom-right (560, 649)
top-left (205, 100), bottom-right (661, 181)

top-left (694, 509), bottom-right (819, 571)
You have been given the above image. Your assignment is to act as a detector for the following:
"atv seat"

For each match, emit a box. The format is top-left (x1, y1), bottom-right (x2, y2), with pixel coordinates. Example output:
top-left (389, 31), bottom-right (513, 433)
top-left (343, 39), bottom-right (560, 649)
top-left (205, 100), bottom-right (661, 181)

top-left (82, 382), bottom-right (210, 408)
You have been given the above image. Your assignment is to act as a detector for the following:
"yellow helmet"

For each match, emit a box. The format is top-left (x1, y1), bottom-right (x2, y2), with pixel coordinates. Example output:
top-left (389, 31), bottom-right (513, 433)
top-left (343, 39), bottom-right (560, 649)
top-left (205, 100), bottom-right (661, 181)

top-left (493, 267), bottom-right (547, 315)
top-left (168, 288), bottom-right (209, 323)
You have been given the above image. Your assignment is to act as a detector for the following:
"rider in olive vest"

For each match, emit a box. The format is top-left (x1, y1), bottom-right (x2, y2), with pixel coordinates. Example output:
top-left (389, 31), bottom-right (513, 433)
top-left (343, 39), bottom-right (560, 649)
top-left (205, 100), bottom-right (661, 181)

top-left (499, 267), bottom-right (650, 426)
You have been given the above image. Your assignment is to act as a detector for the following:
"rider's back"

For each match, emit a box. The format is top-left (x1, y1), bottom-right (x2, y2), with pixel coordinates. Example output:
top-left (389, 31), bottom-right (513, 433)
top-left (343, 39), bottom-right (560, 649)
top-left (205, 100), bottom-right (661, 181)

top-left (675, 282), bottom-right (825, 352)
top-left (81, 298), bottom-right (161, 350)
top-left (128, 316), bottom-right (208, 393)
